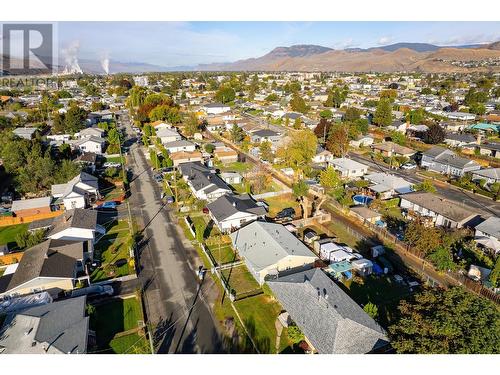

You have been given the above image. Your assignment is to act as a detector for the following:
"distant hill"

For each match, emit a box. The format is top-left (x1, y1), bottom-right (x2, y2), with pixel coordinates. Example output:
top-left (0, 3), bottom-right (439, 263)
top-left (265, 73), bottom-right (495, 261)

top-left (197, 42), bottom-right (500, 73)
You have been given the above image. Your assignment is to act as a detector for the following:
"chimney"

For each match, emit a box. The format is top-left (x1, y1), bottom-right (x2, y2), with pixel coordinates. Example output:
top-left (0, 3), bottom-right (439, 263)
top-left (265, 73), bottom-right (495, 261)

top-left (476, 133), bottom-right (482, 145)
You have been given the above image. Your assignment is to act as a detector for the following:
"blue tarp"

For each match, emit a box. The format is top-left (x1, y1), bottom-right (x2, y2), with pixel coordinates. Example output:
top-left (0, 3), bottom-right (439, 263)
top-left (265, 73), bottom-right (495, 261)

top-left (373, 263), bottom-right (384, 275)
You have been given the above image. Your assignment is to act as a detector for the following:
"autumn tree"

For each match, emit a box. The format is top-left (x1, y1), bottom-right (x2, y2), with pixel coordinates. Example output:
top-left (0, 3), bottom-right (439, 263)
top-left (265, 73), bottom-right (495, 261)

top-left (259, 140), bottom-right (273, 162)
top-left (326, 123), bottom-right (349, 157)
top-left (183, 112), bottom-right (200, 137)
top-left (313, 118), bottom-right (333, 142)
top-left (424, 124), bottom-right (445, 144)
top-left (404, 220), bottom-right (442, 256)
top-left (276, 130), bottom-right (317, 175)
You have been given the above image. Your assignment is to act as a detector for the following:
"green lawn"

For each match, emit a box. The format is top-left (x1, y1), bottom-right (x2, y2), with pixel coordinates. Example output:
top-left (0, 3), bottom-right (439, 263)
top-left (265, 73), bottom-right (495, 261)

top-left (105, 155), bottom-right (125, 164)
top-left (229, 183), bottom-right (248, 194)
top-left (0, 223), bottom-right (28, 248)
top-left (207, 243), bottom-right (237, 265)
top-left (219, 161), bottom-right (252, 174)
top-left (90, 296), bottom-right (146, 353)
top-left (343, 275), bottom-right (413, 328)
top-left (221, 265), bottom-right (261, 295)
top-left (264, 194), bottom-right (299, 217)
top-left (91, 221), bottom-right (132, 282)
top-left (418, 170), bottom-right (448, 181)
top-left (190, 215), bottom-right (220, 239)
top-left (110, 333), bottom-right (150, 354)
top-left (234, 293), bottom-right (283, 354)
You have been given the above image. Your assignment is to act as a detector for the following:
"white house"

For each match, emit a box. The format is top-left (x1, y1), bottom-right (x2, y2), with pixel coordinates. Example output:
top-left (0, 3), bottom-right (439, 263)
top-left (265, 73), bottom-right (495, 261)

top-left (157, 128), bottom-right (182, 145)
top-left (474, 216), bottom-right (500, 254)
top-left (163, 140), bottom-right (196, 154)
top-left (178, 162), bottom-right (232, 202)
top-left (51, 172), bottom-right (99, 210)
top-left (364, 172), bottom-right (413, 199)
top-left (47, 208), bottom-right (105, 245)
top-left (206, 194), bottom-right (267, 233)
top-left (202, 103), bottom-right (231, 115)
top-left (74, 136), bottom-right (105, 155)
top-left (330, 158), bottom-right (369, 179)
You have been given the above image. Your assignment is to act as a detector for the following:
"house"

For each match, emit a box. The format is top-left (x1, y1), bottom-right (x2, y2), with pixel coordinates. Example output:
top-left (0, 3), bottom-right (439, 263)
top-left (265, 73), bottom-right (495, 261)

top-left (443, 133), bottom-right (476, 148)
top-left (220, 172), bottom-right (243, 185)
top-left (0, 239), bottom-right (90, 298)
top-left (421, 146), bottom-right (480, 177)
top-left (349, 135), bottom-right (374, 148)
top-left (169, 150), bottom-right (203, 167)
top-left (476, 142), bottom-right (500, 159)
top-left (330, 158), bottom-right (369, 179)
top-left (267, 268), bottom-right (389, 354)
top-left (152, 121), bottom-right (172, 131)
top-left (11, 197), bottom-right (53, 218)
top-left (46, 208), bottom-right (105, 245)
top-left (75, 152), bottom-right (99, 173)
top-left (74, 136), bottom-right (105, 155)
top-left (350, 206), bottom-right (382, 224)
top-left (51, 172), bottom-right (99, 210)
top-left (445, 111), bottom-right (476, 121)
top-left (201, 103), bottom-right (230, 115)
top-left (157, 128), bottom-right (182, 145)
top-left (471, 168), bottom-right (500, 184)
top-left (163, 140), bottom-right (196, 154)
top-left (312, 145), bottom-right (334, 165)
top-left (250, 129), bottom-right (281, 144)
top-left (364, 172), bottom-right (413, 199)
top-left (474, 216), bottom-right (500, 254)
top-left (371, 142), bottom-right (415, 158)
top-left (0, 296), bottom-right (90, 354)
top-left (206, 194), bottom-right (267, 233)
top-left (400, 192), bottom-right (480, 229)
top-left (230, 221), bottom-right (317, 285)
top-left (178, 162), bottom-right (232, 202)
top-left (76, 127), bottom-right (105, 140)
top-left (12, 127), bottom-right (37, 140)
top-left (214, 146), bottom-right (238, 164)
top-left (318, 241), bottom-right (351, 262)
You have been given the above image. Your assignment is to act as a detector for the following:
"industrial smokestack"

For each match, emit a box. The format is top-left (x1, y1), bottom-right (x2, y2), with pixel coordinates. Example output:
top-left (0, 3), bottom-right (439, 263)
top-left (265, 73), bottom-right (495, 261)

top-left (61, 40), bottom-right (83, 74)
top-left (100, 53), bottom-right (110, 75)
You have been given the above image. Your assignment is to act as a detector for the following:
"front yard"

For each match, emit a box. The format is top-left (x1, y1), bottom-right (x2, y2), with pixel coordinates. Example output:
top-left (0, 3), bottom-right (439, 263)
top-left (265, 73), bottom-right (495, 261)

top-left (221, 264), bottom-right (260, 295)
top-left (89, 295), bottom-right (149, 354)
top-left (91, 220), bottom-right (133, 282)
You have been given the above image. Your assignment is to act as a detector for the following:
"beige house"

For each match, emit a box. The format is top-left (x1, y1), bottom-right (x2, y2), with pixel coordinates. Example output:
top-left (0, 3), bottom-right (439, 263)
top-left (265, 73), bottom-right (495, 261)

top-left (230, 221), bottom-right (317, 285)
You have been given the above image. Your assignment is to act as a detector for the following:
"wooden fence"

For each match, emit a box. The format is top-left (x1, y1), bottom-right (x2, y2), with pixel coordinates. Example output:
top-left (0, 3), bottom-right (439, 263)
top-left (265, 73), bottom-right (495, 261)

top-left (0, 210), bottom-right (63, 227)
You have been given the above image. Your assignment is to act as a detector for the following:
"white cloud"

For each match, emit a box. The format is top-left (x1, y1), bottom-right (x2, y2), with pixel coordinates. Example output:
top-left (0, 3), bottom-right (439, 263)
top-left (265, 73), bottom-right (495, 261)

top-left (331, 38), bottom-right (359, 49)
top-left (427, 33), bottom-right (500, 46)
top-left (378, 36), bottom-right (392, 45)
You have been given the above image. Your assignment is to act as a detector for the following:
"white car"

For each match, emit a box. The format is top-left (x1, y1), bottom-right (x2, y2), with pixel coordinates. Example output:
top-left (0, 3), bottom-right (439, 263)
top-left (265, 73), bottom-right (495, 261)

top-left (103, 162), bottom-right (122, 168)
top-left (400, 162), bottom-right (417, 170)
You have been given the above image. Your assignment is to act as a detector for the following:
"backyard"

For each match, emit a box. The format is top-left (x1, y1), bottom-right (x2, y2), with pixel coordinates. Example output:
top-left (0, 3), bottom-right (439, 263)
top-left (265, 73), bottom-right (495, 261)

top-left (89, 295), bottom-right (149, 354)
top-left (264, 194), bottom-right (300, 218)
top-left (90, 220), bottom-right (133, 282)
top-left (0, 223), bottom-right (28, 248)
top-left (218, 161), bottom-right (252, 174)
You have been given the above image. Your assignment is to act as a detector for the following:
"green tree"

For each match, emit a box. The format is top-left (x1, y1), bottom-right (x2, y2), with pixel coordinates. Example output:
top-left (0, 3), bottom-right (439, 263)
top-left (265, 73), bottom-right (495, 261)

top-left (215, 86), bottom-right (235, 104)
top-left (363, 302), bottom-right (378, 319)
top-left (183, 112), bottom-right (200, 137)
top-left (344, 107), bottom-right (361, 121)
top-left (290, 92), bottom-right (308, 114)
top-left (414, 179), bottom-right (437, 193)
top-left (319, 109), bottom-right (333, 119)
top-left (204, 143), bottom-right (215, 153)
top-left (373, 99), bottom-right (393, 127)
top-left (489, 256), bottom-right (500, 288)
top-left (55, 159), bottom-right (81, 183)
top-left (427, 246), bottom-right (456, 271)
top-left (404, 220), bottom-right (442, 256)
top-left (389, 287), bottom-right (500, 353)
top-left (107, 128), bottom-right (122, 154)
top-left (287, 324), bottom-right (305, 344)
top-left (293, 117), bottom-right (302, 129)
top-left (319, 166), bottom-right (342, 190)
top-left (230, 124), bottom-right (244, 143)
top-left (276, 130), bottom-right (317, 174)
top-left (259, 140), bottom-right (273, 162)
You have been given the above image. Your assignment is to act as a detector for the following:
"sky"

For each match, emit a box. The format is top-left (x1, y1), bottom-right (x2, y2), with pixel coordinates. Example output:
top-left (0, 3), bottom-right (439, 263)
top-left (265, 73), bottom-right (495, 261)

top-left (58, 22), bottom-right (500, 67)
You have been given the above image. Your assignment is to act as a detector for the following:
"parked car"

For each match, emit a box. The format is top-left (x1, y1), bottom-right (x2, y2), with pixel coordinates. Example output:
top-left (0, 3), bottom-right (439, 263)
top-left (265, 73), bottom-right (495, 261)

top-left (96, 201), bottom-right (117, 210)
top-left (400, 162), bottom-right (417, 170)
top-left (275, 207), bottom-right (295, 220)
top-left (69, 285), bottom-right (114, 298)
top-left (164, 195), bottom-right (174, 204)
top-left (103, 162), bottom-right (122, 168)
top-left (202, 207), bottom-right (209, 214)
top-left (153, 174), bottom-right (163, 183)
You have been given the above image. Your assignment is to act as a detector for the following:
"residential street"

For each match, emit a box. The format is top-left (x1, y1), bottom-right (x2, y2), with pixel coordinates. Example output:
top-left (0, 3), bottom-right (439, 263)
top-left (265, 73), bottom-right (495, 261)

top-left (119, 114), bottom-right (225, 354)
top-left (348, 152), bottom-right (500, 218)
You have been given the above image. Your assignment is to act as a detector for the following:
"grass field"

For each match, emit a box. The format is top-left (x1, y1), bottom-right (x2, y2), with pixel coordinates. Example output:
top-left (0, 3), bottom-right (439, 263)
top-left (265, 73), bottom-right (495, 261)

top-left (109, 333), bottom-right (150, 354)
top-left (91, 220), bottom-right (132, 282)
top-left (90, 296), bottom-right (146, 353)
top-left (219, 161), bottom-right (252, 174)
top-left (207, 243), bottom-right (237, 265)
top-left (264, 194), bottom-right (299, 217)
top-left (0, 223), bottom-right (28, 248)
top-left (221, 265), bottom-right (261, 295)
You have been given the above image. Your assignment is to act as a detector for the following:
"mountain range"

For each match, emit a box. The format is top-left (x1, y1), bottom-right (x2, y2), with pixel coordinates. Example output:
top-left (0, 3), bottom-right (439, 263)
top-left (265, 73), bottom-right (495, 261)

top-left (2, 41), bottom-right (500, 75)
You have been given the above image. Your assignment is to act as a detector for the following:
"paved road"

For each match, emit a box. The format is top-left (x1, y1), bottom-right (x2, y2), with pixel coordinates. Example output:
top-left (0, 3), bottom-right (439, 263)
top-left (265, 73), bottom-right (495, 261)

top-left (120, 113), bottom-right (225, 354)
top-left (348, 152), bottom-right (500, 218)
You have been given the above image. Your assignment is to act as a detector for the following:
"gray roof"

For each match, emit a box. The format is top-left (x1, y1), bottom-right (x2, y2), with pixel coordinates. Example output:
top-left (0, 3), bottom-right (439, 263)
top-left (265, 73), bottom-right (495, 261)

top-left (179, 162), bottom-right (231, 193)
top-left (475, 216), bottom-right (500, 239)
top-left (252, 129), bottom-right (280, 138)
top-left (206, 194), bottom-right (267, 222)
top-left (401, 192), bottom-right (478, 223)
top-left (11, 196), bottom-right (52, 212)
top-left (0, 239), bottom-right (85, 293)
top-left (75, 136), bottom-right (105, 145)
top-left (230, 221), bottom-right (316, 273)
top-left (480, 142), bottom-right (500, 152)
top-left (472, 168), bottom-right (500, 180)
top-left (423, 145), bottom-right (450, 158)
top-left (267, 269), bottom-right (388, 354)
top-left (163, 139), bottom-right (195, 148)
top-left (47, 208), bottom-right (98, 236)
top-left (0, 296), bottom-right (88, 353)
top-left (445, 133), bottom-right (476, 143)
top-left (433, 151), bottom-right (478, 169)
top-left (51, 172), bottom-right (98, 198)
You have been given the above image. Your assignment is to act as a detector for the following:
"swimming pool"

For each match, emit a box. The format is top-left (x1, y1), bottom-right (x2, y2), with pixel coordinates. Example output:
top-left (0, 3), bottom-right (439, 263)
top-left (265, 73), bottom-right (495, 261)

top-left (352, 195), bottom-right (373, 205)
